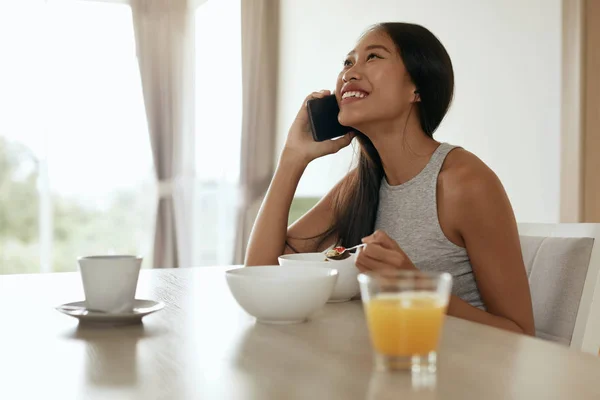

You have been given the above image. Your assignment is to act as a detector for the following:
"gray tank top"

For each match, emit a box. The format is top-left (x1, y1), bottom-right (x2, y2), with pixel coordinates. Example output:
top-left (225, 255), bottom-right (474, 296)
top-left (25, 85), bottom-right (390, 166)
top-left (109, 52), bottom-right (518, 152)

top-left (374, 143), bottom-right (486, 310)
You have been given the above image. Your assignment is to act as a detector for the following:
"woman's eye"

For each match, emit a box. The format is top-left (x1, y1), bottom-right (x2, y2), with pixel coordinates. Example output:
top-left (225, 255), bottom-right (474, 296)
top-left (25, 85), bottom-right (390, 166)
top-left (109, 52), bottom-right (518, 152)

top-left (367, 53), bottom-right (381, 61)
top-left (343, 59), bottom-right (353, 67)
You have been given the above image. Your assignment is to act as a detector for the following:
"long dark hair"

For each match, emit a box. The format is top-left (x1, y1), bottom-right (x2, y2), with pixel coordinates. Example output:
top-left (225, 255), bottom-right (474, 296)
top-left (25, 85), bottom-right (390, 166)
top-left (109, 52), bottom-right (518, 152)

top-left (325, 23), bottom-right (455, 248)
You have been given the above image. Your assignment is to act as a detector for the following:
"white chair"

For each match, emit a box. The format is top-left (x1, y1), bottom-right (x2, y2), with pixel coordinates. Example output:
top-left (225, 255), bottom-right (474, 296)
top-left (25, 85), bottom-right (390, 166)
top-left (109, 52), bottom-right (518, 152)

top-left (518, 223), bottom-right (600, 355)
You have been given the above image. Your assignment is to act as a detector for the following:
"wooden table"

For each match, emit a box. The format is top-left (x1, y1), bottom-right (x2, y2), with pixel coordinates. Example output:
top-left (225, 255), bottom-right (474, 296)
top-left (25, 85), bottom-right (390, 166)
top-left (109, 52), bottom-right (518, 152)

top-left (1, 267), bottom-right (600, 399)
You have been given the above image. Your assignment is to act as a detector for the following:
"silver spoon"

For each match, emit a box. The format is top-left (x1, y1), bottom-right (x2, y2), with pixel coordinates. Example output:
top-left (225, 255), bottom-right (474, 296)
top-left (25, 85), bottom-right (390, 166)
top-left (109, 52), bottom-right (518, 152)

top-left (324, 243), bottom-right (366, 260)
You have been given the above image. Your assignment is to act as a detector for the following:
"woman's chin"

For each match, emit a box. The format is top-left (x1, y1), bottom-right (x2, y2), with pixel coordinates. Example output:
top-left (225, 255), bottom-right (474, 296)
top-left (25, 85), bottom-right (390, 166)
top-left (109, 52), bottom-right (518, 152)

top-left (338, 112), bottom-right (364, 129)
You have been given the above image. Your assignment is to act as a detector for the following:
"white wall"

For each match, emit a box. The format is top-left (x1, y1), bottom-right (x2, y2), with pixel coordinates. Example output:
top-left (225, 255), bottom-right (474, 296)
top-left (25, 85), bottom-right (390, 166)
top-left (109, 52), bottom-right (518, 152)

top-left (276, 0), bottom-right (562, 223)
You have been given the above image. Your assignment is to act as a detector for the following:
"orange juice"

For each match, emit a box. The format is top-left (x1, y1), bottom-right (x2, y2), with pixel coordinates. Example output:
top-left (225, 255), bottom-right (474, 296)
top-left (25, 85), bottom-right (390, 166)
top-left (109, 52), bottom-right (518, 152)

top-left (365, 292), bottom-right (446, 356)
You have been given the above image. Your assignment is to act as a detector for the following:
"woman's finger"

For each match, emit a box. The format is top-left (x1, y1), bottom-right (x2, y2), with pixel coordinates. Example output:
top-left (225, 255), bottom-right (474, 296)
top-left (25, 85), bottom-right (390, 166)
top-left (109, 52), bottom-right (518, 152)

top-left (354, 261), bottom-right (372, 273)
top-left (360, 244), bottom-right (406, 267)
top-left (363, 230), bottom-right (402, 251)
top-left (325, 132), bottom-right (355, 154)
top-left (355, 256), bottom-right (396, 272)
top-left (304, 90), bottom-right (331, 105)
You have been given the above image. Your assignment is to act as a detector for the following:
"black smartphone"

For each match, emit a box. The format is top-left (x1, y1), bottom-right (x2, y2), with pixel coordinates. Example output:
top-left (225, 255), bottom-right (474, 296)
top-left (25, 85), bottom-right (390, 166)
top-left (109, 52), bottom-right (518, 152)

top-left (306, 94), bottom-right (354, 142)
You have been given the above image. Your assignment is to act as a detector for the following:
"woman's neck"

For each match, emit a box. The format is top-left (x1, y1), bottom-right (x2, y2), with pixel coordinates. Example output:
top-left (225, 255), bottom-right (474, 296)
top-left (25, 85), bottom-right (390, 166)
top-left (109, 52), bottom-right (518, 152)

top-left (359, 117), bottom-right (440, 186)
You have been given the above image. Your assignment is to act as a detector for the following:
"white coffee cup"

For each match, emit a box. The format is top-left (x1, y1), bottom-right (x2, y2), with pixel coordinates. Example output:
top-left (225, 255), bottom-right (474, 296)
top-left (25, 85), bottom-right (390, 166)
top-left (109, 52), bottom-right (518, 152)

top-left (78, 255), bottom-right (142, 314)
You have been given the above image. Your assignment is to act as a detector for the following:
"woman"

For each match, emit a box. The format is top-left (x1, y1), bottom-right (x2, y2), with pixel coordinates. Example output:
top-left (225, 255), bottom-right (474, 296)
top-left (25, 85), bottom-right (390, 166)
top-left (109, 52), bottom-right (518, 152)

top-left (245, 22), bottom-right (535, 335)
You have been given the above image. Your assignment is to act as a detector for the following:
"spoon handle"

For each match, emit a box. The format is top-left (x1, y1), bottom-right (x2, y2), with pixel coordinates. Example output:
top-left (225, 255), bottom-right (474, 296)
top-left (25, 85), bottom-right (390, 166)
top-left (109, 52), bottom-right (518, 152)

top-left (324, 243), bottom-right (366, 255)
top-left (346, 243), bottom-right (366, 252)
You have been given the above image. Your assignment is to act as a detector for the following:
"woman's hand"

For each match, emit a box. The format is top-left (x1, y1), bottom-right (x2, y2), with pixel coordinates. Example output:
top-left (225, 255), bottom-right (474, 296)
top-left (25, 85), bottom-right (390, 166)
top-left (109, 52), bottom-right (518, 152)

top-left (355, 230), bottom-right (418, 272)
top-left (282, 90), bottom-right (354, 166)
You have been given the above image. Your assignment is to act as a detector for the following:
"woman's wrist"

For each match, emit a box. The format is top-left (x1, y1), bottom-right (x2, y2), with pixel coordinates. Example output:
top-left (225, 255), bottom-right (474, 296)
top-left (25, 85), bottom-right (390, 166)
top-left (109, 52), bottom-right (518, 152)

top-left (279, 147), bottom-right (311, 170)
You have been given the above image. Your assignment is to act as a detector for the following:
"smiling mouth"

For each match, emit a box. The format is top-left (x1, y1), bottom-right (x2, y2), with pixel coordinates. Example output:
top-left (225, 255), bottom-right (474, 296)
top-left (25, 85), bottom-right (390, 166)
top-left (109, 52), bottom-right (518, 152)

top-left (340, 91), bottom-right (369, 105)
top-left (342, 91), bottom-right (369, 100)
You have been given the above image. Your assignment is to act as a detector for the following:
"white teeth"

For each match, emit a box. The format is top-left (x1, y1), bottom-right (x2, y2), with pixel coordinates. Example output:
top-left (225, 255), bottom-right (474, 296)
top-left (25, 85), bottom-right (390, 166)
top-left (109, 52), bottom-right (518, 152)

top-left (342, 91), bottom-right (368, 99)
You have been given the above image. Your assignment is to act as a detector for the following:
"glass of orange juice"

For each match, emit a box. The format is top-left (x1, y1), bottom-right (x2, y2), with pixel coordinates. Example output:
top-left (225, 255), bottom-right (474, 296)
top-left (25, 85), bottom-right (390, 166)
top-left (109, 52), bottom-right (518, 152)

top-left (358, 270), bottom-right (452, 372)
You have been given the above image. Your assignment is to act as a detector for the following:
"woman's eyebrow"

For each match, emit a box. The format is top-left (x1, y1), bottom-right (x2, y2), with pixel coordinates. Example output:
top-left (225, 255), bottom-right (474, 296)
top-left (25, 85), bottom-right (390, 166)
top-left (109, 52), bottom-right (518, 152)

top-left (346, 44), bottom-right (391, 57)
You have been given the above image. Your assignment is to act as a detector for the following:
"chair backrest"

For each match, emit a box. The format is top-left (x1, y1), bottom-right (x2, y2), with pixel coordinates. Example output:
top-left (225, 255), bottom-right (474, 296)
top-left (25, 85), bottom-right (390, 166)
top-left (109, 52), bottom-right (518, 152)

top-left (518, 223), bottom-right (600, 354)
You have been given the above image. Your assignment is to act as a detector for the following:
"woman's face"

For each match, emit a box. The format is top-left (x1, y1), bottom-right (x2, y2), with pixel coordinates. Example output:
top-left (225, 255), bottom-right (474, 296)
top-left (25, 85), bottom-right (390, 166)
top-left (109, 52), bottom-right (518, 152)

top-left (336, 29), bottom-right (417, 130)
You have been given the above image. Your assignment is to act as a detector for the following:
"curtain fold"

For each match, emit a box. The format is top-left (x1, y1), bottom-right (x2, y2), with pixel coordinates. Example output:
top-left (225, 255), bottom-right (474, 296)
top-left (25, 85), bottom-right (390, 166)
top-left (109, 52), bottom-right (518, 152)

top-left (131, 0), bottom-right (195, 268)
top-left (234, 0), bottom-right (280, 265)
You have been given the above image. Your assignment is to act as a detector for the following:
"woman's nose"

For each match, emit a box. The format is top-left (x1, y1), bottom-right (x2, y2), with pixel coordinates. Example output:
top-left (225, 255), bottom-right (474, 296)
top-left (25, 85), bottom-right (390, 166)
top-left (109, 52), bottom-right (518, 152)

top-left (342, 65), bottom-right (362, 83)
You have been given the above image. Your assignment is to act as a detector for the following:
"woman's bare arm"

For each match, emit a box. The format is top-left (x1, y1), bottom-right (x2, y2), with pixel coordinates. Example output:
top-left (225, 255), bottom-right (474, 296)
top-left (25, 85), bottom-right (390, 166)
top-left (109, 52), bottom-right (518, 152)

top-left (245, 164), bottom-right (351, 266)
top-left (244, 89), bottom-right (354, 266)
top-left (439, 151), bottom-right (535, 334)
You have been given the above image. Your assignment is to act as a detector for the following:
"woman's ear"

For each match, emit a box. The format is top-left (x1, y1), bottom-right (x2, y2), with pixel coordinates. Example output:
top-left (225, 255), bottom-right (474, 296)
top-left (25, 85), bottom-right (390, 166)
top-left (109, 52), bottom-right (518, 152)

top-left (412, 89), bottom-right (421, 103)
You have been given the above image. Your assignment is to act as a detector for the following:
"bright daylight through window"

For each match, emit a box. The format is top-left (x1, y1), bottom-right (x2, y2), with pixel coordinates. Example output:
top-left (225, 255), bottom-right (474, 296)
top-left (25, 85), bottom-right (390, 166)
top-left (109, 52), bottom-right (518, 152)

top-left (0, 0), bottom-right (155, 274)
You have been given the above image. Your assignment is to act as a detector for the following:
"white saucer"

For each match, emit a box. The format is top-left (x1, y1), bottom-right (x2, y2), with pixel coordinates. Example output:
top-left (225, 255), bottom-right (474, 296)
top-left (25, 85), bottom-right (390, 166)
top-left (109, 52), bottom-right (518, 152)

top-left (56, 299), bottom-right (165, 326)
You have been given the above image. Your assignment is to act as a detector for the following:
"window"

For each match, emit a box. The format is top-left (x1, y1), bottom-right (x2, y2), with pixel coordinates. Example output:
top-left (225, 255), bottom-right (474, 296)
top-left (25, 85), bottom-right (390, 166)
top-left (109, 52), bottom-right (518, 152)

top-left (0, 0), bottom-right (155, 274)
top-left (193, 0), bottom-right (242, 265)
top-left (288, 197), bottom-right (321, 225)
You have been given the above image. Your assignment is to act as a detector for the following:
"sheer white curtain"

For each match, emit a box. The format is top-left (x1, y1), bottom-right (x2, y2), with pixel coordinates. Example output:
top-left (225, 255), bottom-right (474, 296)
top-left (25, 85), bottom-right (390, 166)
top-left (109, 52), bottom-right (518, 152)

top-left (234, 0), bottom-right (280, 264)
top-left (131, 0), bottom-right (196, 268)
top-left (0, 1), bottom-right (156, 274)
top-left (193, 0), bottom-right (242, 267)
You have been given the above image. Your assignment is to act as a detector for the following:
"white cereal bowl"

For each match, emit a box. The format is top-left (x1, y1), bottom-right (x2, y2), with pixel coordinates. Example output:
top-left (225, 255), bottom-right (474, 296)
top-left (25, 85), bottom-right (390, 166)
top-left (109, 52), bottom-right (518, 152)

top-left (225, 266), bottom-right (338, 324)
top-left (278, 253), bottom-right (360, 303)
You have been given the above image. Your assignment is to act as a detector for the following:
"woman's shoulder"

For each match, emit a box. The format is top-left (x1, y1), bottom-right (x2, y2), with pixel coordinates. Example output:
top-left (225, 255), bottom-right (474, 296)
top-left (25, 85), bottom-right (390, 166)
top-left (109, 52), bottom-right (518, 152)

top-left (438, 146), bottom-right (506, 208)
